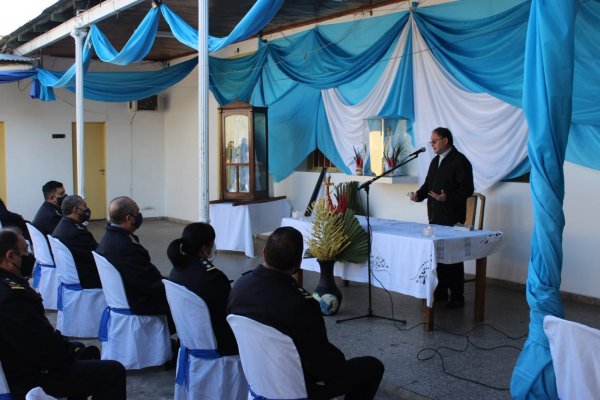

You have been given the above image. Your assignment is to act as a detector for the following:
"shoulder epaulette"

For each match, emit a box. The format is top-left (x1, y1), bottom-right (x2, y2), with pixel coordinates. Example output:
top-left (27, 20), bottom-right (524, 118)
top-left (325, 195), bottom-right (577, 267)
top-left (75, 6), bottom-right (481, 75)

top-left (1, 277), bottom-right (25, 291)
top-left (297, 286), bottom-right (314, 300)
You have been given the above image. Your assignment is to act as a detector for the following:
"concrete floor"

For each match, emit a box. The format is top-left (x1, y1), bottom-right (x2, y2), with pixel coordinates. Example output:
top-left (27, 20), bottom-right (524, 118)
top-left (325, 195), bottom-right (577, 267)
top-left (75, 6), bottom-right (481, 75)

top-left (62, 219), bottom-right (600, 400)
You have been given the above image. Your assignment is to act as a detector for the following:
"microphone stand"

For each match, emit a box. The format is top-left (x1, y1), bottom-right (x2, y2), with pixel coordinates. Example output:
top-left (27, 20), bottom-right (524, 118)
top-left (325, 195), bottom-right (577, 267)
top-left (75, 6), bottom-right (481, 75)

top-left (337, 152), bottom-right (421, 325)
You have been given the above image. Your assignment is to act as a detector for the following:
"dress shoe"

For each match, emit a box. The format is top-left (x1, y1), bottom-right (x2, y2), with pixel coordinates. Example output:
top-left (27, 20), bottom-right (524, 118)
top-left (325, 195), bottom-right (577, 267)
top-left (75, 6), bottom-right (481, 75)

top-left (446, 296), bottom-right (465, 309)
top-left (434, 287), bottom-right (448, 303)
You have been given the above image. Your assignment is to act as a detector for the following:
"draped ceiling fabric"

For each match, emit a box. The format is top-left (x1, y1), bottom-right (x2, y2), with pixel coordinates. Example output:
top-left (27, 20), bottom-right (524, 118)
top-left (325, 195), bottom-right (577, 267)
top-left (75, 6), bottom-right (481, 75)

top-left (510, 1), bottom-right (576, 398)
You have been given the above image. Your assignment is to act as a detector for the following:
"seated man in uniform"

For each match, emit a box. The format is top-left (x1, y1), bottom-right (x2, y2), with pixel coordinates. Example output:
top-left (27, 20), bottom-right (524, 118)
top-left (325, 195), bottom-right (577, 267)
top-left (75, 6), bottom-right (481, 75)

top-left (0, 198), bottom-right (34, 277)
top-left (52, 195), bottom-right (101, 289)
top-left (228, 226), bottom-right (384, 400)
top-left (32, 181), bottom-right (67, 236)
top-left (97, 196), bottom-right (171, 319)
top-left (0, 228), bottom-right (125, 400)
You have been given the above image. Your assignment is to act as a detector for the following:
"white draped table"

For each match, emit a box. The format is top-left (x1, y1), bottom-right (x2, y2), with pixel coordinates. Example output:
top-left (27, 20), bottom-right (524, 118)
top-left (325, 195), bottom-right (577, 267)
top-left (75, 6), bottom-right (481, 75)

top-left (210, 199), bottom-right (292, 257)
top-left (281, 216), bottom-right (503, 327)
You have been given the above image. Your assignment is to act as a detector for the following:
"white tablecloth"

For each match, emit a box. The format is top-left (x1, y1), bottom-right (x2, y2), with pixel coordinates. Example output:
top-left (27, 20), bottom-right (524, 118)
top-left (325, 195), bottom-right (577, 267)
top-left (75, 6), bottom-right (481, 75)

top-left (281, 216), bottom-right (503, 307)
top-left (211, 199), bottom-right (292, 257)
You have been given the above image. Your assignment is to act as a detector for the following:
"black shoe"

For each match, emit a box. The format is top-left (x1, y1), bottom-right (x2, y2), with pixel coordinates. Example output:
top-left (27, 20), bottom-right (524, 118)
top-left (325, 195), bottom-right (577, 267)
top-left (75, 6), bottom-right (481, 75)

top-left (446, 296), bottom-right (465, 309)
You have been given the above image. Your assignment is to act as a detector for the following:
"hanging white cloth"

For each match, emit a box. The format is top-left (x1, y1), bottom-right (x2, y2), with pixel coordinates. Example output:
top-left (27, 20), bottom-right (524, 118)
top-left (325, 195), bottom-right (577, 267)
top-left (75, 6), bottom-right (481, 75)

top-left (411, 19), bottom-right (528, 192)
top-left (322, 18), bottom-right (411, 171)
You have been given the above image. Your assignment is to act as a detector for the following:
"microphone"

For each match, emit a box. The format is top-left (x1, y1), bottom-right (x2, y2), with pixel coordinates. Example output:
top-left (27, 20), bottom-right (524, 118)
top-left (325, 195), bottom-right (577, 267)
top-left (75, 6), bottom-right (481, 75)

top-left (408, 147), bottom-right (426, 157)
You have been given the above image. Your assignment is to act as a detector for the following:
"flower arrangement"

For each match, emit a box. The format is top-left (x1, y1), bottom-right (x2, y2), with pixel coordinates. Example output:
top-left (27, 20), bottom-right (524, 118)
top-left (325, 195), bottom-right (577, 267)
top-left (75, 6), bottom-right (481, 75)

top-left (305, 191), bottom-right (368, 263)
top-left (384, 142), bottom-right (407, 169)
top-left (353, 145), bottom-right (366, 175)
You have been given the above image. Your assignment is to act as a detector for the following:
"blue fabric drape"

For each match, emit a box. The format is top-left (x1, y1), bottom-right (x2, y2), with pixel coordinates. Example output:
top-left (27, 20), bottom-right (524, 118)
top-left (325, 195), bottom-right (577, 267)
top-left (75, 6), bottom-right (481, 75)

top-left (89, 7), bottom-right (159, 65)
top-left (175, 346), bottom-right (220, 387)
top-left (510, 1), bottom-right (576, 398)
top-left (98, 307), bottom-right (133, 342)
top-left (160, 0), bottom-right (285, 53)
top-left (32, 262), bottom-right (55, 289)
top-left (0, 70), bottom-right (36, 83)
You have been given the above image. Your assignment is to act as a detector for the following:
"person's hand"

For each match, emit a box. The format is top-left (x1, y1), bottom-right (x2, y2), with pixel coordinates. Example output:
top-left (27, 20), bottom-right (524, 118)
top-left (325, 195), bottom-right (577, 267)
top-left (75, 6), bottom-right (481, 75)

top-left (409, 192), bottom-right (417, 201)
top-left (428, 189), bottom-right (447, 202)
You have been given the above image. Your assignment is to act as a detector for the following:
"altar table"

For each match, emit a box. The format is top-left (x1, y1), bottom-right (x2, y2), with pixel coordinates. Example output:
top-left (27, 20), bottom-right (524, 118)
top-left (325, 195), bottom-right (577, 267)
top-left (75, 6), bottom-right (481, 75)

top-left (281, 216), bottom-right (503, 328)
top-left (210, 199), bottom-right (291, 257)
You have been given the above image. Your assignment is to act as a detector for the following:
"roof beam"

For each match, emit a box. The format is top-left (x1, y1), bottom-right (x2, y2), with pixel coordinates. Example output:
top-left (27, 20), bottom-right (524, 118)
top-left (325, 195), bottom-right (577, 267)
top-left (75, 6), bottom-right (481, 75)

top-left (15, 0), bottom-right (147, 56)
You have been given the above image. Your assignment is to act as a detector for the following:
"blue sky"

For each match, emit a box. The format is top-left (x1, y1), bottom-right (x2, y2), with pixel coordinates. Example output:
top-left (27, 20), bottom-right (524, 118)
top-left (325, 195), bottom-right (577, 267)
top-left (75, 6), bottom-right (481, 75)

top-left (0, 0), bottom-right (57, 37)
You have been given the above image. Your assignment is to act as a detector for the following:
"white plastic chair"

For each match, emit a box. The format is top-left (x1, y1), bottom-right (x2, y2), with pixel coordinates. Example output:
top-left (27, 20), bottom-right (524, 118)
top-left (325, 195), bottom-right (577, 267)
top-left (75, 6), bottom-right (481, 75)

top-left (0, 360), bottom-right (11, 400)
top-left (227, 314), bottom-right (308, 400)
top-left (26, 223), bottom-right (57, 310)
top-left (544, 315), bottom-right (600, 400)
top-left (163, 280), bottom-right (247, 400)
top-left (47, 236), bottom-right (106, 338)
top-left (92, 251), bottom-right (171, 370)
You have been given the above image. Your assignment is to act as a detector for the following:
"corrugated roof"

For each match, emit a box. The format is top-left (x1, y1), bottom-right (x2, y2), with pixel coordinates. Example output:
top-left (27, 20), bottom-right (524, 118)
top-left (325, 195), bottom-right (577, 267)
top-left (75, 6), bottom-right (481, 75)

top-left (0, 53), bottom-right (34, 63)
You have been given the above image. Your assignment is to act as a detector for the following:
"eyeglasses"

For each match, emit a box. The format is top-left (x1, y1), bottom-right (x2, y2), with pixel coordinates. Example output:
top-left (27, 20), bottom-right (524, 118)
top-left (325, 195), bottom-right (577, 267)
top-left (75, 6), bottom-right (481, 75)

top-left (429, 138), bottom-right (446, 145)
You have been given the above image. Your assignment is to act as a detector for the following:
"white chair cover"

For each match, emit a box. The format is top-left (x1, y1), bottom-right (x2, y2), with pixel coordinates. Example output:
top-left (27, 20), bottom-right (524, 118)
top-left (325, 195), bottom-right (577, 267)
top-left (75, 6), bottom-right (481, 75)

top-left (47, 236), bottom-right (106, 338)
top-left (92, 252), bottom-right (171, 370)
top-left (26, 223), bottom-right (57, 310)
top-left (544, 315), bottom-right (600, 400)
top-left (0, 360), bottom-right (11, 400)
top-left (163, 280), bottom-right (247, 400)
top-left (25, 387), bottom-right (57, 400)
top-left (227, 314), bottom-right (308, 400)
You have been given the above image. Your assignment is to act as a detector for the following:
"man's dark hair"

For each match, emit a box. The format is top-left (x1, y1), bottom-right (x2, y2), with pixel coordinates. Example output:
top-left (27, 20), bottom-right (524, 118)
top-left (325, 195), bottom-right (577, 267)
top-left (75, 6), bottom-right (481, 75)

top-left (432, 127), bottom-right (453, 147)
top-left (108, 196), bottom-right (137, 224)
top-left (42, 181), bottom-right (64, 200)
top-left (0, 229), bottom-right (20, 260)
top-left (61, 195), bottom-right (84, 215)
top-left (264, 227), bottom-right (304, 271)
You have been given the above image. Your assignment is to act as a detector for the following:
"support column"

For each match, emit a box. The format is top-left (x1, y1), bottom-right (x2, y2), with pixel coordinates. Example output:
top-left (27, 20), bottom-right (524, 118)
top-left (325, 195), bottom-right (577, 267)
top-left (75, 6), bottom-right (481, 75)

top-left (198, 0), bottom-right (210, 222)
top-left (71, 28), bottom-right (87, 198)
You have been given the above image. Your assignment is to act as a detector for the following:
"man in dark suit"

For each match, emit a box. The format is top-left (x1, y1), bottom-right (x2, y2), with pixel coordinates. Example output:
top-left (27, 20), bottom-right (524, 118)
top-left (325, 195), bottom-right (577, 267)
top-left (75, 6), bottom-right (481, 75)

top-left (0, 228), bottom-right (125, 400)
top-left (410, 127), bottom-right (474, 308)
top-left (228, 227), bottom-right (384, 400)
top-left (32, 181), bottom-right (66, 236)
top-left (96, 196), bottom-right (170, 317)
top-left (0, 199), bottom-right (34, 277)
top-left (52, 195), bottom-right (101, 289)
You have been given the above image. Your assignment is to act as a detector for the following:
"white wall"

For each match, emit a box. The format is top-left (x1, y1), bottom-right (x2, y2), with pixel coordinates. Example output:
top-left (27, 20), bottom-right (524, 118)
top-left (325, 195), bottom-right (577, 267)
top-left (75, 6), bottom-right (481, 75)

top-left (0, 56), bottom-right (166, 219)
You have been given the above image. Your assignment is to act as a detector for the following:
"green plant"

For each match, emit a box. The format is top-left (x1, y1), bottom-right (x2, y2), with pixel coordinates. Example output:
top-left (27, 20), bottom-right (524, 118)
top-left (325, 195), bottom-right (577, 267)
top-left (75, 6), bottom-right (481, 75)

top-left (334, 181), bottom-right (365, 216)
top-left (305, 197), bottom-right (369, 263)
top-left (384, 141), bottom-right (407, 168)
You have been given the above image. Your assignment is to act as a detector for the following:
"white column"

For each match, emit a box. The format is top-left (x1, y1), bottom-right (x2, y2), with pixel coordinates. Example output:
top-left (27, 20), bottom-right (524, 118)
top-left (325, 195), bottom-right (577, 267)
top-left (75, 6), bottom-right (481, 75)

top-left (71, 28), bottom-right (87, 198)
top-left (198, 0), bottom-right (210, 222)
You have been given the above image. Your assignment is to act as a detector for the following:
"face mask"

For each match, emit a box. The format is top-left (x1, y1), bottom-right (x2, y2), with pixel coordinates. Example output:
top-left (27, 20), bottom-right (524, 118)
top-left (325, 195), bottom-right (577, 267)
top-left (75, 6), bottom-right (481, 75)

top-left (57, 195), bottom-right (67, 206)
top-left (133, 212), bottom-right (144, 228)
top-left (208, 245), bottom-right (217, 261)
top-left (82, 208), bottom-right (92, 221)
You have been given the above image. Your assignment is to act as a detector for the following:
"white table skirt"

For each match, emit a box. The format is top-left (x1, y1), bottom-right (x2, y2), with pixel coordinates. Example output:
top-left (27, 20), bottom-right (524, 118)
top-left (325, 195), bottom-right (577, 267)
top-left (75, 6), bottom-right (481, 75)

top-left (281, 216), bottom-right (503, 307)
top-left (211, 199), bottom-right (292, 257)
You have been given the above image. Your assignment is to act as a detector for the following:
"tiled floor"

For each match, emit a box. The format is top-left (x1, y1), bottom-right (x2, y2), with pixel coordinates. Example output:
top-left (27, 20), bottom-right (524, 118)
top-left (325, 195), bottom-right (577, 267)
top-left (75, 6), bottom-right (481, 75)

top-left (67, 219), bottom-right (599, 400)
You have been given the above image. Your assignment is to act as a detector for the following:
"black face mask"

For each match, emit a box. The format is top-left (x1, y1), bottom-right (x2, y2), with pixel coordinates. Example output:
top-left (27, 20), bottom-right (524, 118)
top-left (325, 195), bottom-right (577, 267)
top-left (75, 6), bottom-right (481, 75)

top-left (82, 208), bottom-right (92, 221)
top-left (57, 195), bottom-right (67, 207)
top-left (133, 212), bottom-right (143, 228)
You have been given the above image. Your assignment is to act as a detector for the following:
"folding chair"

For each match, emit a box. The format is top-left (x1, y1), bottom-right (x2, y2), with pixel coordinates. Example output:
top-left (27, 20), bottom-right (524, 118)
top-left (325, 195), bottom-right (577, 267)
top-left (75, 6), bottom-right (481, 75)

top-left (163, 280), bottom-right (247, 400)
top-left (227, 314), bottom-right (307, 400)
top-left (47, 236), bottom-right (106, 338)
top-left (26, 223), bottom-right (57, 310)
top-left (92, 251), bottom-right (171, 369)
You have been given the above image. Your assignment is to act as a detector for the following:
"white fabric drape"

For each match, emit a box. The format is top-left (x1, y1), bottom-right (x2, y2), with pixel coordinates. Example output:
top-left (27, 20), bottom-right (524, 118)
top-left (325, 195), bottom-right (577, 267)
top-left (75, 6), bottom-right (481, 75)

top-left (322, 18), bottom-right (411, 171)
top-left (411, 19), bottom-right (529, 192)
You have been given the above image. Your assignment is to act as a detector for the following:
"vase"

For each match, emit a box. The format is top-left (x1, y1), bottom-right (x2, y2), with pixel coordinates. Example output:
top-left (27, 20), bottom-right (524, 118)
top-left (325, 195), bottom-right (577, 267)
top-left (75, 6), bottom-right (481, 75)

top-left (313, 259), bottom-right (342, 316)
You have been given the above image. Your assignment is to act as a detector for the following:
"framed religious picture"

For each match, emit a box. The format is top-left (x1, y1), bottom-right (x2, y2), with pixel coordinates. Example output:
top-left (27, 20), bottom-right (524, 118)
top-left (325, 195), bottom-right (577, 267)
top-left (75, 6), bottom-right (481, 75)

top-left (219, 101), bottom-right (269, 201)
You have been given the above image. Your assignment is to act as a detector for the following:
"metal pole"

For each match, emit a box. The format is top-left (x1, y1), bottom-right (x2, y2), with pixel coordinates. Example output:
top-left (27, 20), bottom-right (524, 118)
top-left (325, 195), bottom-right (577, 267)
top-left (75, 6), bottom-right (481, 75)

top-left (71, 28), bottom-right (87, 197)
top-left (198, 0), bottom-right (210, 222)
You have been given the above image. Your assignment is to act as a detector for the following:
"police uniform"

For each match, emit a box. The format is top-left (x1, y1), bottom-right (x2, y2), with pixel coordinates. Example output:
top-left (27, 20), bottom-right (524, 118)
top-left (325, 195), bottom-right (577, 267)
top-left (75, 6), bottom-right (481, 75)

top-left (0, 203), bottom-right (34, 277)
top-left (96, 224), bottom-right (169, 316)
top-left (32, 202), bottom-right (62, 236)
top-left (228, 265), bottom-right (384, 400)
top-left (53, 217), bottom-right (101, 289)
top-left (169, 257), bottom-right (238, 356)
top-left (0, 268), bottom-right (125, 400)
